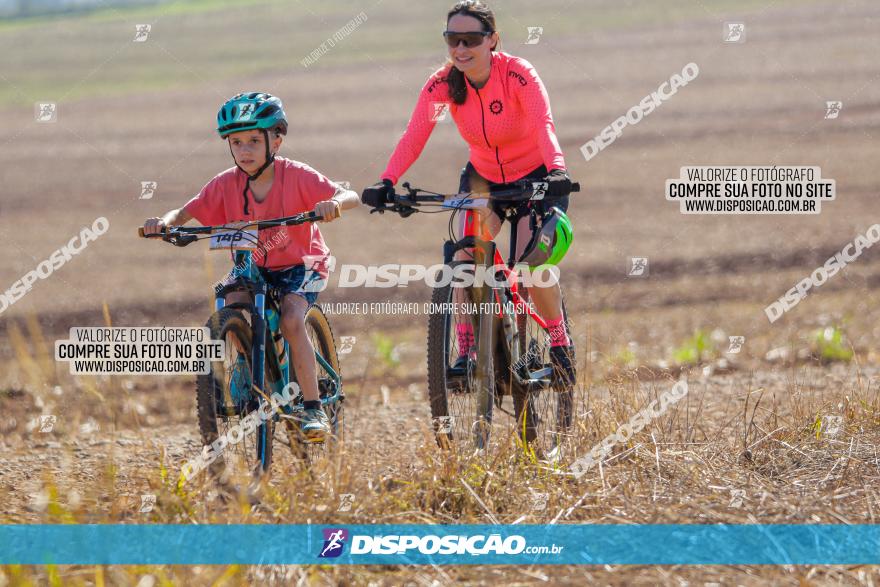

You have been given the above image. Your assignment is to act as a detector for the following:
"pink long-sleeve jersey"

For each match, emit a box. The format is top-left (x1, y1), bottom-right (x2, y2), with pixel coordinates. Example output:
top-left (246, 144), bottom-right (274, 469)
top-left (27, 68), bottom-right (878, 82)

top-left (381, 51), bottom-right (566, 185)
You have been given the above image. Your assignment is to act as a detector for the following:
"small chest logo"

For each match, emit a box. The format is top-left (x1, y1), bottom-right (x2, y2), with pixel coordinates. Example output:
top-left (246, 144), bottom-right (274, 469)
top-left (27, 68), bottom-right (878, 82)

top-left (489, 99), bottom-right (503, 115)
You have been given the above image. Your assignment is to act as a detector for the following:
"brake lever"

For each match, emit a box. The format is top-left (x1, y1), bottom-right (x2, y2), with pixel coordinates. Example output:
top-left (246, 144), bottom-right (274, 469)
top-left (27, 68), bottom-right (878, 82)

top-left (163, 233), bottom-right (198, 247)
top-left (369, 204), bottom-right (417, 217)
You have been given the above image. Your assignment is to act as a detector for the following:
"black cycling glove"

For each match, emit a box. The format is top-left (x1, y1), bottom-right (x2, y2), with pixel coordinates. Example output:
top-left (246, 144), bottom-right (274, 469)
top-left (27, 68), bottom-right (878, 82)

top-left (361, 179), bottom-right (394, 208)
top-left (544, 169), bottom-right (572, 198)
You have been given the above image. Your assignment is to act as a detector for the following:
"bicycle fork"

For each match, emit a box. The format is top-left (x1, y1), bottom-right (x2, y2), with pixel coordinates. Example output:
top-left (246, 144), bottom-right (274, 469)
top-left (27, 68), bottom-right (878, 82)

top-left (251, 285), bottom-right (270, 472)
top-left (442, 235), bottom-right (502, 449)
top-left (215, 283), bottom-right (272, 473)
top-left (473, 240), bottom-right (497, 450)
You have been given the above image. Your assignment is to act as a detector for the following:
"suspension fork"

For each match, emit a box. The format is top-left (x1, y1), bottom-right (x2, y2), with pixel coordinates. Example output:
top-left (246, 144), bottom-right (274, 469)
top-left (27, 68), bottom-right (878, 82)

top-left (251, 283), bottom-right (270, 470)
top-left (473, 237), bottom-right (497, 449)
top-left (502, 210), bottom-right (523, 373)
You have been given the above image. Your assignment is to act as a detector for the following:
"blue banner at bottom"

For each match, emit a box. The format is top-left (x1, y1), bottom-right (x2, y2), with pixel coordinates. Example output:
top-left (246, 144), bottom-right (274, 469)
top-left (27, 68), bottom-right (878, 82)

top-left (1, 524), bottom-right (878, 565)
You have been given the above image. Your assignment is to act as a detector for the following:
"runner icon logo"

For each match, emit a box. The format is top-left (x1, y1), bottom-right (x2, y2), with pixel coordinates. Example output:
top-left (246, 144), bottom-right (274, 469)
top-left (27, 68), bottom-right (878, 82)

top-left (319, 528), bottom-right (349, 558)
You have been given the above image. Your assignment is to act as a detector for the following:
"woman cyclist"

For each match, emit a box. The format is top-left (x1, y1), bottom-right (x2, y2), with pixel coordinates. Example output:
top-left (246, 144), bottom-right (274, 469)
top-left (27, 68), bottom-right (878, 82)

top-left (361, 0), bottom-right (577, 389)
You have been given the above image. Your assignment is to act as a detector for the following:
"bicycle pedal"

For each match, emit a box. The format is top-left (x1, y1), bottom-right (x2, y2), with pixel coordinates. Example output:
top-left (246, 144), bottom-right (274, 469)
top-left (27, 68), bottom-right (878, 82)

top-left (521, 378), bottom-right (551, 393)
top-left (302, 432), bottom-right (327, 445)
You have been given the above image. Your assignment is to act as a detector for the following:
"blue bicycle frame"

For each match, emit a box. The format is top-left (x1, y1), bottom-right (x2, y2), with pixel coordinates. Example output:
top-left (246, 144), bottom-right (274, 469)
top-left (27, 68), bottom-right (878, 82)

top-left (215, 248), bottom-right (343, 471)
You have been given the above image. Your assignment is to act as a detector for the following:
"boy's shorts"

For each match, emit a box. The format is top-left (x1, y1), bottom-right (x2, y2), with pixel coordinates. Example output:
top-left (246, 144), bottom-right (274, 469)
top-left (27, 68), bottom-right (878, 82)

top-left (258, 264), bottom-right (325, 306)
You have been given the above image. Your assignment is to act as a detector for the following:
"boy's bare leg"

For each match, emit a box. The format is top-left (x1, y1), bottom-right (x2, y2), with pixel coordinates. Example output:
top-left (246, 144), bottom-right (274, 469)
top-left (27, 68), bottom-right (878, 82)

top-left (279, 293), bottom-right (319, 402)
top-left (223, 290), bottom-right (319, 400)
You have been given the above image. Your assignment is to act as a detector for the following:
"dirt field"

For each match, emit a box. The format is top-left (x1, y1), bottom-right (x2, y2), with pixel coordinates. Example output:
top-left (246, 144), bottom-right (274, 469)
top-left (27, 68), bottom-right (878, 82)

top-left (2, 0), bottom-right (880, 584)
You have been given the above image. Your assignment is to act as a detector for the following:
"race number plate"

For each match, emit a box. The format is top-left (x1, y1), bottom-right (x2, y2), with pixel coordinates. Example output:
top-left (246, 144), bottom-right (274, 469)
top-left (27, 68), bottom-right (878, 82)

top-left (209, 229), bottom-right (259, 250)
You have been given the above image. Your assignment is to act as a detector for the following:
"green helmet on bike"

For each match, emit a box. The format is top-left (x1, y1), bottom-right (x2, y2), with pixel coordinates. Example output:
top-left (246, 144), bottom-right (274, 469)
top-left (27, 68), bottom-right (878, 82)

top-left (216, 92), bottom-right (288, 138)
top-left (518, 207), bottom-right (573, 269)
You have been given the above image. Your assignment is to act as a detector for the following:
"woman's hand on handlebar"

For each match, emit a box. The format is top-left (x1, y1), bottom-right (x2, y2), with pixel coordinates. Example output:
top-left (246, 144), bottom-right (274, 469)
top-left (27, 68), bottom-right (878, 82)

top-left (544, 168), bottom-right (572, 198)
top-left (361, 179), bottom-right (394, 208)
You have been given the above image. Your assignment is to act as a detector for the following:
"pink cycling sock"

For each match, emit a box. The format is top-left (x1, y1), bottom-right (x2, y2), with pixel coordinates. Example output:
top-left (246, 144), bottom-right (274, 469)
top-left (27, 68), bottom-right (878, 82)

top-left (456, 323), bottom-right (475, 357)
top-left (545, 316), bottom-right (571, 347)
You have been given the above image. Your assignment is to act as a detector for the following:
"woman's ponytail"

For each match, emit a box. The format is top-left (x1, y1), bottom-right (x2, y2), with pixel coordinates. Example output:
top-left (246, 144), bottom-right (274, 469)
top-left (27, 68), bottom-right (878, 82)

top-left (447, 64), bottom-right (468, 105)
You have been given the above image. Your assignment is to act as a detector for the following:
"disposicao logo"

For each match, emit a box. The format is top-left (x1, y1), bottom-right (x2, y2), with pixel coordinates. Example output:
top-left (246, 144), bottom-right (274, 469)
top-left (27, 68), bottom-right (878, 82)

top-left (319, 528), bottom-right (348, 558)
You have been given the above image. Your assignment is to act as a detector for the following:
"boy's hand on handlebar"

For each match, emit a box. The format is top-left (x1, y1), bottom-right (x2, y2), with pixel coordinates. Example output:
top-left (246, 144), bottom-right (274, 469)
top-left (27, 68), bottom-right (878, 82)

top-left (314, 200), bottom-right (341, 222)
top-left (361, 179), bottom-right (393, 208)
top-left (544, 169), bottom-right (572, 198)
top-left (143, 217), bottom-right (166, 236)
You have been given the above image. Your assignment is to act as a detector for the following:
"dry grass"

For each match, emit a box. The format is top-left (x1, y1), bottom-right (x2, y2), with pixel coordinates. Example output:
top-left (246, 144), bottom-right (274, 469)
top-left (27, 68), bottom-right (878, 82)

top-left (2, 309), bottom-right (880, 584)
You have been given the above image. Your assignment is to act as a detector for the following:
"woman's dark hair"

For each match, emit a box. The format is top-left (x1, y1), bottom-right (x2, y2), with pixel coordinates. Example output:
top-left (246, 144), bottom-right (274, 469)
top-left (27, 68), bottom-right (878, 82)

top-left (446, 0), bottom-right (498, 105)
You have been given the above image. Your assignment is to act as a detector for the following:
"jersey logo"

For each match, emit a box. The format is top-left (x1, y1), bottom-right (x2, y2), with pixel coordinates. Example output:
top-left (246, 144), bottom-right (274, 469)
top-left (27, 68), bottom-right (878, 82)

top-left (427, 76), bottom-right (448, 94)
top-left (489, 99), bottom-right (503, 115)
top-left (508, 70), bottom-right (528, 86)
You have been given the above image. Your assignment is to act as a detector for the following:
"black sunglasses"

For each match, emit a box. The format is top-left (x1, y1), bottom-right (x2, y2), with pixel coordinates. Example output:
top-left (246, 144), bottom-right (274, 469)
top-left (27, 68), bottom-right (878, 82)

top-left (443, 30), bottom-right (492, 48)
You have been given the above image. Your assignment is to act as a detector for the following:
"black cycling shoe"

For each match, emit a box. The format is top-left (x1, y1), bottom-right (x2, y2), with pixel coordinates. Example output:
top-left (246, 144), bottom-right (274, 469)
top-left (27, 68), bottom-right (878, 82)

top-left (549, 345), bottom-right (576, 390)
top-left (450, 354), bottom-right (473, 394)
top-left (452, 355), bottom-right (469, 371)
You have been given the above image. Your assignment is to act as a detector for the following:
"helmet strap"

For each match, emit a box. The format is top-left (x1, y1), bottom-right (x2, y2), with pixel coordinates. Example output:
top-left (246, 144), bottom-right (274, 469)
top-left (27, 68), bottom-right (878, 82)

top-left (228, 129), bottom-right (276, 216)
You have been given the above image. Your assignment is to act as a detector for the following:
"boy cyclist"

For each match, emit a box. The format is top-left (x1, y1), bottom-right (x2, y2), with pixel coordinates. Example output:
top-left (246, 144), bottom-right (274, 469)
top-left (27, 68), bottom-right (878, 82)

top-left (143, 92), bottom-right (360, 440)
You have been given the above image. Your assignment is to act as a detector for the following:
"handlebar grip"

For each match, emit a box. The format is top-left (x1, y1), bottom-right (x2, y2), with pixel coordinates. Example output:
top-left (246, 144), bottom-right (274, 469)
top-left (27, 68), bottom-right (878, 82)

top-left (139, 226), bottom-right (168, 238)
top-left (571, 182), bottom-right (580, 192)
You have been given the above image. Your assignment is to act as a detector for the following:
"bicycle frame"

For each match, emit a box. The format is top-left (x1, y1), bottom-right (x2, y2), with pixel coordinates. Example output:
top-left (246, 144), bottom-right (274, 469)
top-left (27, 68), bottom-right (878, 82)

top-left (487, 249), bottom-right (548, 328)
top-left (214, 248), bottom-right (343, 469)
top-left (450, 211), bottom-right (554, 391)
top-left (215, 248), bottom-right (343, 407)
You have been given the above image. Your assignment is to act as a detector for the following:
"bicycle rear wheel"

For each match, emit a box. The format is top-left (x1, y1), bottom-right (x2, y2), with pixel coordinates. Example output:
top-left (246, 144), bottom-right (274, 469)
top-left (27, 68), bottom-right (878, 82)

top-left (512, 288), bottom-right (575, 460)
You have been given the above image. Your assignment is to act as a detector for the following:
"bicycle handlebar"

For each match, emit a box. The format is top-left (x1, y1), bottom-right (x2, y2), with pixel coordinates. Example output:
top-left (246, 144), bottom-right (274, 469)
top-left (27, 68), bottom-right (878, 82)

top-left (137, 211), bottom-right (325, 245)
top-left (373, 179), bottom-right (580, 217)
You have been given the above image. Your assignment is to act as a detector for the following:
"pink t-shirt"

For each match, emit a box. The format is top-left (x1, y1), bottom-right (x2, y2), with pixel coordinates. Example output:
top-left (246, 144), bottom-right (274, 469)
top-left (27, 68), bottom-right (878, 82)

top-left (184, 157), bottom-right (336, 271)
top-left (382, 51), bottom-right (566, 185)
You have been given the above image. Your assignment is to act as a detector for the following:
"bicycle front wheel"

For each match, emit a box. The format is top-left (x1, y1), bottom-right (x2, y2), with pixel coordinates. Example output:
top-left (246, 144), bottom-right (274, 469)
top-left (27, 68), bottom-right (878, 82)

top-left (427, 269), bottom-right (495, 451)
top-left (196, 307), bottom-right (275, 484)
